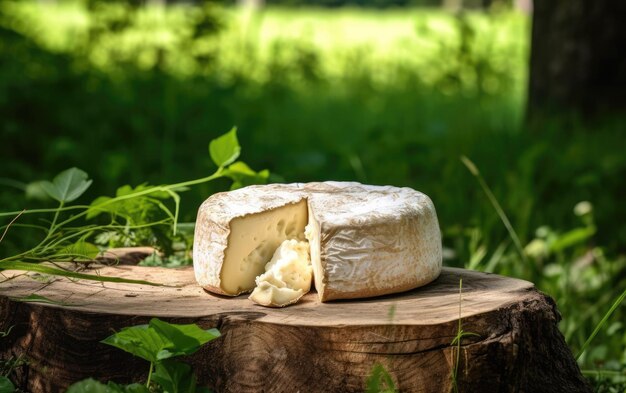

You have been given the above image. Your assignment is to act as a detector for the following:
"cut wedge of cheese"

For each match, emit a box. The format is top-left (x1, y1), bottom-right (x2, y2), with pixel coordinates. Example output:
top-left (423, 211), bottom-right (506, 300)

top-left (248, 239), bottom-right (312, 307)
top-left (193, 185), bottom-right (307, 296)
top-left (193, 181), bottom-right (442, 303)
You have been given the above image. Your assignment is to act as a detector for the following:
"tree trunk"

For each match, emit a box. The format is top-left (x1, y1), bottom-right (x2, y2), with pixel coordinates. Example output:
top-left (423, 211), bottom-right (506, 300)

top-left (0, 261), bottom-right (591, 392)
top-left (527, 0), bottom-right (626, 120)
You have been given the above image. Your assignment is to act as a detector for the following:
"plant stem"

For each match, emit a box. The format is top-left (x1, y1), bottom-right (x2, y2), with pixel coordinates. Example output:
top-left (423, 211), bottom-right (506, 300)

top-left (0, 209), bottom-right (24, 244)
top-left (453, 278), bottom-right (462, 393)
top-left (0, 205), bottom-right (93, 218)
top-left (146, 361), bottom-right (154, 388)
top-left (45, 201), bottom-right (64, 241)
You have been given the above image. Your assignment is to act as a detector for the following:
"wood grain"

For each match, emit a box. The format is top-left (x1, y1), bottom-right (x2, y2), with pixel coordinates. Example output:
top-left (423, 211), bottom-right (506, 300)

top-left (0, 262), bottom-right (591, 393)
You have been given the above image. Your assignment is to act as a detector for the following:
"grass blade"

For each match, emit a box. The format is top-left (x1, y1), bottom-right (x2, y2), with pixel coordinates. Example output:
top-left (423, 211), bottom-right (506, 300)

top-left (1, 261), bottom-right (164, 286)
top-left (460, 155), bottom-right (527, 263)
top-left (576, 286), bottom-right (626, 361)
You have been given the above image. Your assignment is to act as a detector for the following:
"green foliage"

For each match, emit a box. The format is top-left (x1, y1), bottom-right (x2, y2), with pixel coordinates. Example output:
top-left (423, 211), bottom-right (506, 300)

top-left (585, 371), bottom-right (626, 393)
top-left (66, 379), bottom-right (149, 393)
top-left (365, 364), bottom-right (397, 393)
top-left (0, 352), bottom-right (27, 391)
top-left (0, 377), bottom-right (14, 393)
top-left (152, 360), bottom-right (197, 393)
top-left (40, 168), bottom-right (93, 204)
top-left (223, 162), bottom-right (270, 191)
top-left (102, 318), bottom-right (220, 363)
top-left (449, 279), bottom-right (479, 392)
top-left (68, 318), bottom-right (219, 392)
top-left (462, 158), bottom-right (626, 386)
top-left (209, 127), bottom-right (241, 168)
top-left (0, 129), bottom-right (267, 283)
top-left (102, 325), bottom-right (172, 364)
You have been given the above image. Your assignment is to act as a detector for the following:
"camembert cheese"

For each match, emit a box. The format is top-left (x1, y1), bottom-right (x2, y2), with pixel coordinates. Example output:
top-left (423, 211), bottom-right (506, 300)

top-left (193, 182), bottom-right (442, 305)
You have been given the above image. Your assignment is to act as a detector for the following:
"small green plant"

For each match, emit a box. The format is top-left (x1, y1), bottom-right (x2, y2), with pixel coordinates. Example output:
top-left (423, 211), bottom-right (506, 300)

top-left (0, 376), bottom-right (14, 393)
top-left (365, 304), bottom-right (398, 393)
top-left (67, 318), bottom-right (220, 393)
top-left (450, 278), bottom-right (479, 393)
top-left (365, 363), bottom-right (397, 393)
top-left (0, 128), bottom-right (268, 283)
top-left (0, 324), bottom-right (26, 393)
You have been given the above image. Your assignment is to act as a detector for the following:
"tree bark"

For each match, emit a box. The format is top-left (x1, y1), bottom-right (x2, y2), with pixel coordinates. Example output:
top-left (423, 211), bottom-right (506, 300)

top-left (527, 0), bottom-right (626, 120)
top-left (0, 262), bottom-right (591, 393)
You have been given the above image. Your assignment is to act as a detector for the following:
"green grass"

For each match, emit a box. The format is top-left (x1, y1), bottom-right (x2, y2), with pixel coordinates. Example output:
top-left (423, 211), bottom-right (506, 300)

top-left (0, 2), bottom-right (625, 389)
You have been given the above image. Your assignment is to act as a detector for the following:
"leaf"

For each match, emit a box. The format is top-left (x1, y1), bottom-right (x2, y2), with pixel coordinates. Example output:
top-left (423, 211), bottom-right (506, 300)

top-left (119, 383), bottom-right (150, 393)
top-left (101, 319), bottom-right (220, 367)
top-left (209, 127), bottom-right (240, 168)
top-left (59, 241), bottom-right (101, 260)
top-left (150, 318), bottom-right (220, 359)
top-left (550, 226), bottom-right (596, 252)
top-left (365, 363), bottom-right (397, 393)
top-left (41, 168), bottom-right (93, 203)
top-left (66, 379), bottom-right (113, 393)
top-left (101, 324), bottom-right (172, 363)
top-left (66, 379), bottom-right (147, 393)
top-left (223, 161), bottom-right (269, 190)
top-left (152, 359), bottom-right (197, 393)
top-left (87, 196), bottom-right (112, 219)
top-left (0, 376), bottom-right (15, 393)
top-left (25, 180), bottom-right (51, 201)
top-left (1, 261), bottom-right (163, 286)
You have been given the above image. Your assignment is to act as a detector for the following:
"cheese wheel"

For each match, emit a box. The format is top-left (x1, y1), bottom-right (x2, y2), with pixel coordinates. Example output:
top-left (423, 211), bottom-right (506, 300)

top-left (193, 182), bottom-right (442, 302)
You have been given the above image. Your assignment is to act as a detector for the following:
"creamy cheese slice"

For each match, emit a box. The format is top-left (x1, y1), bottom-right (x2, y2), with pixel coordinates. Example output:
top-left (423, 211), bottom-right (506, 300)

top-left (249, 239), bottom-right (312, 307)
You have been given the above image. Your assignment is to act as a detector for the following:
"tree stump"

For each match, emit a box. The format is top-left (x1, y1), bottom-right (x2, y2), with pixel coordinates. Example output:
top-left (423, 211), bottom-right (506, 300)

top-left (0, 258), bottom-right (591, 393)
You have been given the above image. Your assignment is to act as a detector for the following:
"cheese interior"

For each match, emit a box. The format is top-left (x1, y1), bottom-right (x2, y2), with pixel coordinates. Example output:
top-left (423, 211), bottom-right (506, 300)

top-left (220, 200), bottom-right (308, 295)
top-left (249, 239), bottom-right (312, 307)
top-left (304, 210), bottom-right (324, 298)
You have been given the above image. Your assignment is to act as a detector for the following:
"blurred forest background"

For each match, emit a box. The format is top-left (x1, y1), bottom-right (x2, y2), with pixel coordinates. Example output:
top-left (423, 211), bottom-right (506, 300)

top-left (0, 0), bottom-right (624, 389)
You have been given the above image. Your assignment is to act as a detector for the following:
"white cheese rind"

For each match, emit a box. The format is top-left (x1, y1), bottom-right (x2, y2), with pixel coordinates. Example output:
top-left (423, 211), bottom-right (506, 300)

top-left (193, 182), bottom-right (442, 301)
top-left (304, 182), bottom-right (442, 301)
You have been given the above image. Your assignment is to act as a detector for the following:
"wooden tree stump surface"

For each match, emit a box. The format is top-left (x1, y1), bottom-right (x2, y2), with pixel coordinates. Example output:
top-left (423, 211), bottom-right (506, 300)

top-left (0, 261), bottom-right (591, 393)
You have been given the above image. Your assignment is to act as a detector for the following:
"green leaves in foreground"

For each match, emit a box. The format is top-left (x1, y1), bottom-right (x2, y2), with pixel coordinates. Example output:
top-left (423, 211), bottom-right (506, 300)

top-left (68, 319), bottom-right (219, 393)
top-left (209, 127), bottom-right (240, 167)
top-left (1, 128), bottom-right (268, 282)
top-left (365, 363), bottom-right (397, 393)
top-left (101, 318), bottom-right (220, 363)
top-left (0, 376), bottom-right (15, 393)
top-left (40, 167), bottom-right (92, 203)
top-left (66, 379), bottom-right (148, 393)
top-left (152, 359), bottom-right (199, 393)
